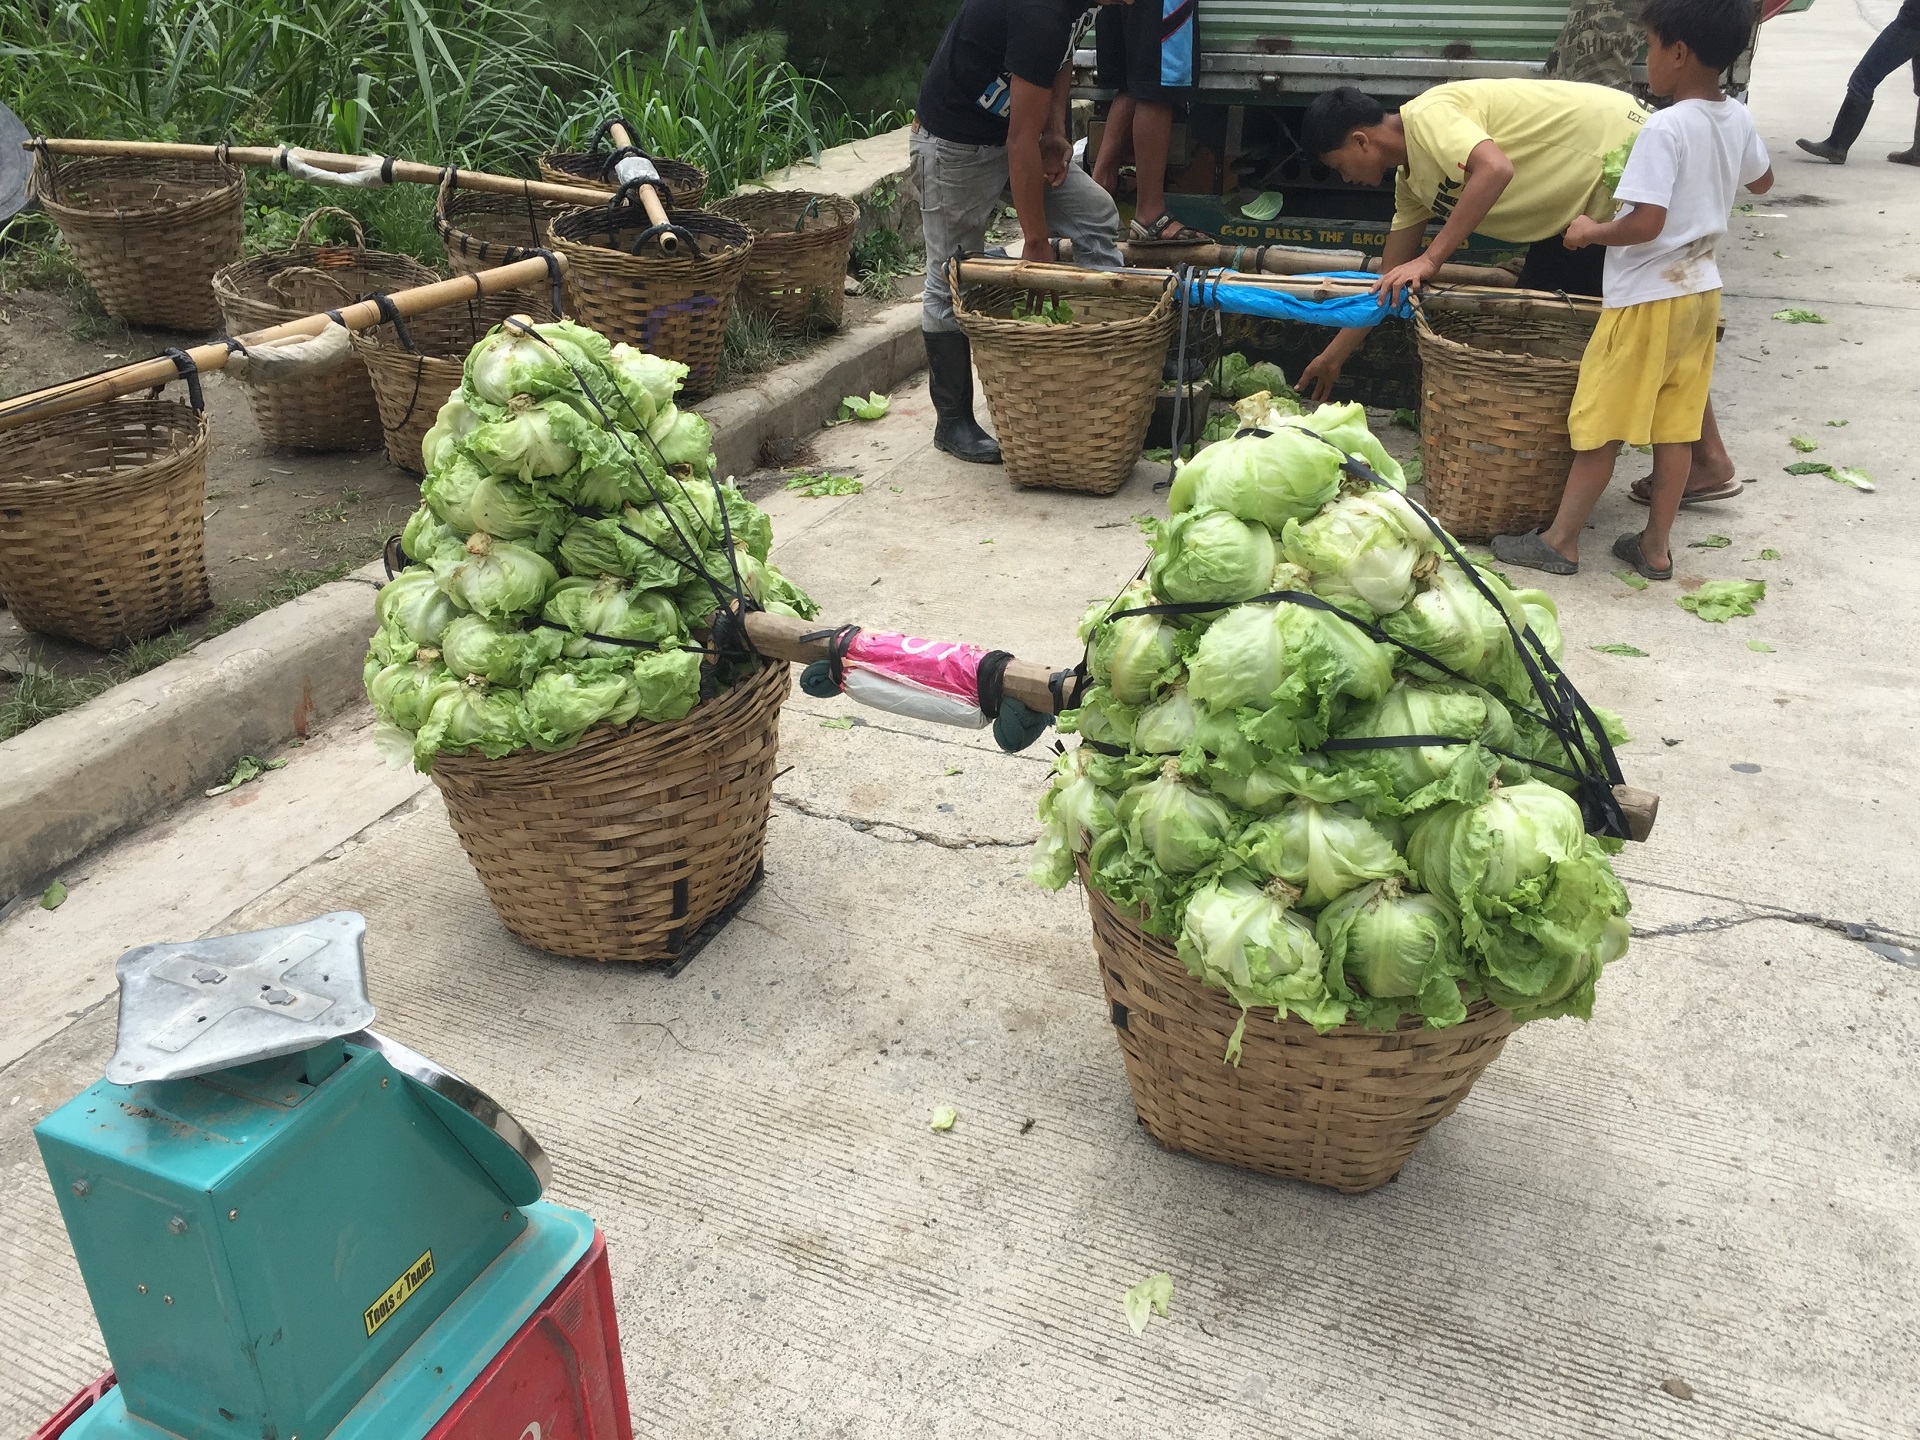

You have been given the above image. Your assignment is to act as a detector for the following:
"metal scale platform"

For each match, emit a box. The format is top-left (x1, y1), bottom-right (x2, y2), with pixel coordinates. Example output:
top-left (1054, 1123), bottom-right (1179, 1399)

top-left (33, 912), bottom-right (633, 1440)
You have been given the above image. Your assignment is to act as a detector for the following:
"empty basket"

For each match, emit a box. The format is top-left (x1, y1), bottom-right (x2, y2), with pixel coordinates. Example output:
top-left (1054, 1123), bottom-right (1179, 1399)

top-left (711, 190), bottom-right (859, 332)
top-left (351, 303), bottom-right (497, 474)
top-left (537, 149), bottom-right (708, 209)
top-left (547, 203), bottom-right (755, 401)
top-left (1085, 878), bottom-right (1517, 1193)
top-left (1414, 304), bottom-right (1599, 540)
top-left (29, 153), bottom-right (244, 330)
top-left (0, 397), bottom-right (211, 649)
top-left (432, 176), bottom-right (572, 324)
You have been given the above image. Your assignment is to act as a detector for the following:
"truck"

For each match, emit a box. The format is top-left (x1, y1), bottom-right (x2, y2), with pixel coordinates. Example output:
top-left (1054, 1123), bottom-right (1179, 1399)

top-left (1071, 0), bottom-right (1810, 403)
top-left (1073, 0), bottom-right (1809, 256)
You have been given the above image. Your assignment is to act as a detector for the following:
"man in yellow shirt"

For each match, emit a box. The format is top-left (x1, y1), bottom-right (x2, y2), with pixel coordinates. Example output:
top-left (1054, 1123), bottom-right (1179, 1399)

top-left (1297, 79), bottom-right (1743, 506)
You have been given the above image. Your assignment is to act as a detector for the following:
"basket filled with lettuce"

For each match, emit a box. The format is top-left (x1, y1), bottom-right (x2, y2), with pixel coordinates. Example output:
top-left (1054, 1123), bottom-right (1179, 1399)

top-left (1030, 402), bottom-right (1633, 1192)
top-left (364, 317), bottom-right (817, 964)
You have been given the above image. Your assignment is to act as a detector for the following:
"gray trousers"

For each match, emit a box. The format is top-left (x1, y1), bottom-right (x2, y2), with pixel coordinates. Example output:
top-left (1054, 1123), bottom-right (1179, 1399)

top-left (910, 127), bottom-right (1124, 334)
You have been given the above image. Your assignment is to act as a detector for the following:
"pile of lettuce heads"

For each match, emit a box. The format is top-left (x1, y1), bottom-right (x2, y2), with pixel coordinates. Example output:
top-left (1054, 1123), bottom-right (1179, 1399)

top-left (365, 319), bottom-right (816, 772)
top-left (1031, 401), bottom-right (1631, 1051)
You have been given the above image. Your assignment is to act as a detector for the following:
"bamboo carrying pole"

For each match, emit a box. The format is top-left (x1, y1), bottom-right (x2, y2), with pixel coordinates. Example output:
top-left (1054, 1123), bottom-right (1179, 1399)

top-left (24, 137), bottom-right (620, 212)
top-left (954, 256), bottom-right (1602, 320)
top-left (602, 120), bottom-right (678, 254)
top-left (739, 611), bottom-right (1658, 841)
top-left (0, 256), bottom-right (566, 432)
top-left (1079, 239), bottom-right (1517, 289)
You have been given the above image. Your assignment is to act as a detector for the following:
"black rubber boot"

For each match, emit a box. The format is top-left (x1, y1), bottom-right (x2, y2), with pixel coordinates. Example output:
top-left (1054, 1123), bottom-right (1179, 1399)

top-left (1891, 102), bottom-right (1920, 165)
top-left (1797, 92), bottom-right (1873, 163)
top-left (924, 329), bottom-right (1001, 465)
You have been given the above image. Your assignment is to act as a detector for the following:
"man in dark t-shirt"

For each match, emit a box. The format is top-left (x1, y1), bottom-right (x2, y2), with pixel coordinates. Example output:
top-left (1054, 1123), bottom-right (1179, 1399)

top-left (912, 0), bottom-right (1126, 464)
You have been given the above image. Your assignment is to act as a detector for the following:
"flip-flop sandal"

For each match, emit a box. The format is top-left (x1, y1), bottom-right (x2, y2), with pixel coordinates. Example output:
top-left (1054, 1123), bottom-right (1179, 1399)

top-left (1491, 529), bottom-right (1578, 576)
top-left (1628, 476), bottom-right (1743, 507)
top-left (1612, 531), bottom-right (1673, 581)
top-left (1128, 213), bottom-right (1214, 246)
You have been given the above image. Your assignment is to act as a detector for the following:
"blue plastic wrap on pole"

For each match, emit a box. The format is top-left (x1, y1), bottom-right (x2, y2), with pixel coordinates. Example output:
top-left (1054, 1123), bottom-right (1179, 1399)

top-left (1183, 270), bottom-right (1413, 329)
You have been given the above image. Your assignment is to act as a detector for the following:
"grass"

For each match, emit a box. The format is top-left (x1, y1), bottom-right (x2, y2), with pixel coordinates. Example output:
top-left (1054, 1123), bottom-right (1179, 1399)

top-left (0, 491), bottom-right (396, 745)
top-left (716, 306), bottom-right (809, 386)
top-left (0, 556), bottom-right (359, 742)
top-left (572, 11), bottom-right (909, 196)
top-left (849, 226), bottom-right (919, 301)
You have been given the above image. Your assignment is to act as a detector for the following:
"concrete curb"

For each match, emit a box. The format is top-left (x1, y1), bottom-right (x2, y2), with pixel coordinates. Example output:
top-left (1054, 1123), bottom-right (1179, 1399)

top-left (700, 301), bottom-right (924, 478)
top-left (0, 564), bottom-right (384, 903)
top-left (0, 305), bottom-right (931, 903)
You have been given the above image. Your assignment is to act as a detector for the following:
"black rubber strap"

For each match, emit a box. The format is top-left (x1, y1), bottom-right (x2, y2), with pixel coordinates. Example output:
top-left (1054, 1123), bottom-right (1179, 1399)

top-left (160, 348), bottom-right (204, 412)
top-left (976, 650), bottom-right (1014, 720)
top-left (530, 246), bottom-right (565, 318)
top-left (379, 155), bottom-right (396, 184)
top-left (369, 292), bottom-right (417, 353)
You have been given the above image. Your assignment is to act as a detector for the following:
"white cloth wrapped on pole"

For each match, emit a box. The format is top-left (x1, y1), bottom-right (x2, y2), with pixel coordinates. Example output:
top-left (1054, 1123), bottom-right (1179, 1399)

top-left (226, 321), bottom-right (356, 383)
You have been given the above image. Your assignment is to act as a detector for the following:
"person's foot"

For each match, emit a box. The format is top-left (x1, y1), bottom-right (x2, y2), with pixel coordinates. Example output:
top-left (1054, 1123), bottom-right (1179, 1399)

top-left (1796, 136), bottom-right (1849, 164)
top-left (1492, 529), bottom-right (1579, 575)
top-left (1892, 145), bottom-right (1920, 166)
top-left (1627, 474), bottom-right (1742, 507)
top-left (933, 416), bottom-right (1002, 465)
top-left (1128, 212), bottom-right (1210, 244)
top-left (1612, 531), bottom-right (1673, 581)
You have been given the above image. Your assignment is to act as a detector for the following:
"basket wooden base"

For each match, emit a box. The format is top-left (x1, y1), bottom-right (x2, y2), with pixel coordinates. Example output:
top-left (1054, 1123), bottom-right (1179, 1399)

top-left (1086, 881), bottom-right (1516, 1193)
top-left (431, 660), bottom-right (790, 963)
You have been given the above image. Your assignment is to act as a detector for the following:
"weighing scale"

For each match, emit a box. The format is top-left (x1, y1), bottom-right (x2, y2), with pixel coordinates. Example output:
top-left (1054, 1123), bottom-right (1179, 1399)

top-left (32, 912), bottom-right (634, 1440)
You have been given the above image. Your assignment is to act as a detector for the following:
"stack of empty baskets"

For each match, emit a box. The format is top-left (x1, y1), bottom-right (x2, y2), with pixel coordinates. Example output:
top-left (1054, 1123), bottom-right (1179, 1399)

top-left (213, 209), bottom-right (436, 451)
top-left (432, 176), bottom-right (571, 324)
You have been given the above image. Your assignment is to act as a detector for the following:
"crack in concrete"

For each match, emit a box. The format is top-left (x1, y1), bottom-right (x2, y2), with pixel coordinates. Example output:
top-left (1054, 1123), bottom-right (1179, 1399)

top-left (771, 792), bottom-right (1033, 850)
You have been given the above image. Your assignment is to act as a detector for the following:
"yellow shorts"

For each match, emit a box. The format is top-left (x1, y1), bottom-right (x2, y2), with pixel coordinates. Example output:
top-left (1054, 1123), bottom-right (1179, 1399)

top-left (1566, 290), bottom-right (1721, 451)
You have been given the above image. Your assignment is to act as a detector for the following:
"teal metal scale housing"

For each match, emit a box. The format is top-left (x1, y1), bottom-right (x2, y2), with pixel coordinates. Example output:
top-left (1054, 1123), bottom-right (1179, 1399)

top-left (35, 912), bottom-right (597, 1439)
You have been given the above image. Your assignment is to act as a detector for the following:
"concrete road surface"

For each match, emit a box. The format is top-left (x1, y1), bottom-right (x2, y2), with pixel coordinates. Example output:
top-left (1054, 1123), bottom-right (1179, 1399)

top-left (3, 7), bottom-right (1918, 1434)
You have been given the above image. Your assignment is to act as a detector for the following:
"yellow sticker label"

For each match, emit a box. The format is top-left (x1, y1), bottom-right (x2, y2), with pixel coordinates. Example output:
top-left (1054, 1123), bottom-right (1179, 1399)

top-left (363, 1250), bottom-right (434, 1337)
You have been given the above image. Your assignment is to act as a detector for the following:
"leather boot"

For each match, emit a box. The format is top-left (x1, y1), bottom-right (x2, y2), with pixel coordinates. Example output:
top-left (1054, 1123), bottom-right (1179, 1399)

top-left (1797, 92), bottom-right (1873, 163)
top-left (1891, 101), bottom-right (1920, 165)
top-left (924, 329), bottom-right (1001, 465)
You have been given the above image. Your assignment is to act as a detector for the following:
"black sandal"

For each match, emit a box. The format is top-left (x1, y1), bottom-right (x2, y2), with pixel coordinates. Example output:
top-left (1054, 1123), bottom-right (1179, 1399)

top-left (1612, 531), bottom-right (1673, 581)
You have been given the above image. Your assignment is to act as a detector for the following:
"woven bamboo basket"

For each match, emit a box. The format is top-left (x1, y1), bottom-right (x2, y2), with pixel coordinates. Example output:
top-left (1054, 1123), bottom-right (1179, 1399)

top-left (432, 178), bottom-right (572, 323)
top-left (0, 398), bottom-right (211, 649)
top-left (1414, 304), bottom-right (1598, 540)
top-left (350, 303), bottom-right (495, 474)
top-left (213, 209), bottom-right (437, 451)
top-left (29, 154), bottom-right (243, 330)
top-left (536, 150), bottom-right (708, 209)
top-left (431, 659), bottom-right (790, 963)
top-left (1085, 879), bottom-right (1517, 1193)
top-left (953, 276), bottom-right (1176, 494)
top-left (548, 204), bottom-right (755, 401)
top-left (710, 190), bottom-right (859, 332)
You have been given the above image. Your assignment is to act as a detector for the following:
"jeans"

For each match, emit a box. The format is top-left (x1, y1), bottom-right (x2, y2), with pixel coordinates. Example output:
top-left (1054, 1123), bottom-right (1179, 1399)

top-left (1847, 22), bottom-right (1920, 103)
top-left (910, 128), bottom-right (1124, 333)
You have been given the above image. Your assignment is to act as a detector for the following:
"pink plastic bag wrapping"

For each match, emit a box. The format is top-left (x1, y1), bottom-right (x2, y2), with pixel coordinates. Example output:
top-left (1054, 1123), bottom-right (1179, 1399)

top-left (838, 631), bottom-right (991, 728)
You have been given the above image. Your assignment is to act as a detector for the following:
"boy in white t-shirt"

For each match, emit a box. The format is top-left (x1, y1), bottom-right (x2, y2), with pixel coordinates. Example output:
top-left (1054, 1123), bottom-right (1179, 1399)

top-left (1494, 0), bottom-right (1773, 581)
